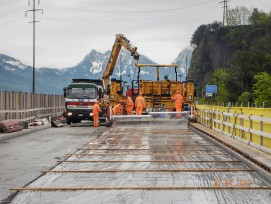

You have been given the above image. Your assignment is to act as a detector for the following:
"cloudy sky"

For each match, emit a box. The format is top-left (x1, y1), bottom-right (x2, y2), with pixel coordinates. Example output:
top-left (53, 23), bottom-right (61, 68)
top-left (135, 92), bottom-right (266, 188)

top-left (1, 0), bottom-right (271, 68)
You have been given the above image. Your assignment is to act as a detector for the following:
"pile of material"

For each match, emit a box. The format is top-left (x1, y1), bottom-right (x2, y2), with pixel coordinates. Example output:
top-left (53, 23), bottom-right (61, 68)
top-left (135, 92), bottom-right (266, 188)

top-left (51, 115), bottom-right (66, 127)
top-left (30, 118), bottom-right (50, 127)
top-left (0, 121), bottom-right (23, 133)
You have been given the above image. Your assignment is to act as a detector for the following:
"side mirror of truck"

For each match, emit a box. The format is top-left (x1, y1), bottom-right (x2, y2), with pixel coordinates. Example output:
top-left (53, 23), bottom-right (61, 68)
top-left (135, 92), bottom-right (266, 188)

top-left (99, 88), bottom-right (103, 99)
top-left (63, 87), bottom-right (67, 97)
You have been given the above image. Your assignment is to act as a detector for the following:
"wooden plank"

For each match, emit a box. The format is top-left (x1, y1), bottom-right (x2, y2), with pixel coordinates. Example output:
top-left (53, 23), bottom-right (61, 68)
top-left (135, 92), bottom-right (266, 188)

top-left (11, 186), bottom-right (271, 191)
top-left (80, 148), bottom-right (217, 151)
top-left (41, 169), bottom-right (254, 173)
top-left (57, 160), bottom-right (241, 163)
top-left (66, 153), bottom-right (228, 156)
top-left (86, 144), bottom-right (214, 147)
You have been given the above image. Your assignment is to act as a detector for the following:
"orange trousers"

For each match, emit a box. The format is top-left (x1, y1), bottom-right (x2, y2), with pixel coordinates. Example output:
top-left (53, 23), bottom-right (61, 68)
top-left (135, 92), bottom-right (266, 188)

top-left (126, 106), bottom-right (133, 115)
top-left (93, 115), bottom-right (99, 127)
top-left (175, 103), bottom-right (182, 118)
top-left (136, 105), bottom-right (143, 115)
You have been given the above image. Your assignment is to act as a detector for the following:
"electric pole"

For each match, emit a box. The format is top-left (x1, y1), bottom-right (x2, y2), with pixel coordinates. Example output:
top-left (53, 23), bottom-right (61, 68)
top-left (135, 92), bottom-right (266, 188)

top-left (220, 0), bottom-right (229, 26)
top-left (25, 0), bottom-right (43, 93)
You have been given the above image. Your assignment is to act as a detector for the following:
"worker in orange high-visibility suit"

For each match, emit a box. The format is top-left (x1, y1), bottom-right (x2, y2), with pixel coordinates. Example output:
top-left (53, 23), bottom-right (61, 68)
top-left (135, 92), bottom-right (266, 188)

top-left (93, 101), bottom-right (101, 127)
top-left (171, 90), bottom-right (184, 118)
top-left (125, 96), bottom-right (134, 115)
top-left (106, 102), bottom-right (111, 121)
top-left (112, 102), bottom-right (122, 115)
top-left (135, 92), bottom-right (145, 115)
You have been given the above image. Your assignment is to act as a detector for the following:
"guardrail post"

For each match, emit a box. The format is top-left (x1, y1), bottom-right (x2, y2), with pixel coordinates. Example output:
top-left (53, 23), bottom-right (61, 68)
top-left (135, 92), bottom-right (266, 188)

top-left (201, 109), bottom-right (204, 125)
top-left (209, 110), bottom-right (213, 129)
top-left (218, 110), bottom-right (221, 130)
top-left (228, 113), bottom-right (230, 134)
top-left (222, 112), bottom-right (225, 133)
top-left (233, 111), bottom-right (237, 136)
top-left (260, 114), bottom-right (263, 146)
top-left (201, 110), bottom-right (205, 124)
top-left (204, 109), bottom-right (206, 126)
top-left (213, 109), bottom-right (216, 130)
top-left (249, 114), bottom-right (253, 142)
top-left (240, 112), bottom-right (245, 139)
top-left (5, 91), bottom-right (7, 120)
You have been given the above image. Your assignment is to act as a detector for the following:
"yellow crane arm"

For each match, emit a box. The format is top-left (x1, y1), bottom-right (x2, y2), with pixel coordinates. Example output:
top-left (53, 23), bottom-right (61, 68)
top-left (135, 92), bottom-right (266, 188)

top-left (102, 34), bottom-right (139, 90)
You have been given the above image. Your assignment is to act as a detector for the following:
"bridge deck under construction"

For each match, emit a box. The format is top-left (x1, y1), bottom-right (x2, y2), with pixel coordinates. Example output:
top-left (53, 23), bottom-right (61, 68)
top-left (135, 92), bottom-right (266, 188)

top-left (11, 117), bottom-right (271, 203)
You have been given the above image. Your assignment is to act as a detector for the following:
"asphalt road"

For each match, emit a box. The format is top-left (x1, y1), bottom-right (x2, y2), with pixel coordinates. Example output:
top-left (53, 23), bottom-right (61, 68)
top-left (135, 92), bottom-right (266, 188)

top-left (0, 124), bottom-right (108, 202)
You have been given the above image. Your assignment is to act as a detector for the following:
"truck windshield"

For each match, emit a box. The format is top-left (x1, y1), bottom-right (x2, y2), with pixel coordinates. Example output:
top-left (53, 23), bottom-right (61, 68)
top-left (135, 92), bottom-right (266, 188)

top-left (66, 88), bottom-right (96, 99)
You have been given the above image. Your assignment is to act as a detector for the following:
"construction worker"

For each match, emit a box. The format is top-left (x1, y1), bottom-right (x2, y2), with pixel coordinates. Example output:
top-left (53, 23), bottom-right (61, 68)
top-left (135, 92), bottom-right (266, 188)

top-left (106, 102), bottom-right (111, 121)
top-left (125, 96), bottom-right (134, 115)
top-left (93, 101), bottom-right (101, 127)
top-left (112, 102), bottom-right (122, 115)
top-left (119, 100), bottom-right (125, 114)
top-left (171, 90), bottom-right (184, 117)
top-left (135, 92), bottom-right (145, 115)
top-left (189, 103), bottom-right (197, 123)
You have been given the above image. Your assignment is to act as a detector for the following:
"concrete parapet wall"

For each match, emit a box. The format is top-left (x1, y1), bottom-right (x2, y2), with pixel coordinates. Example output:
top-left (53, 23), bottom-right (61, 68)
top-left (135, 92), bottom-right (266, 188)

top-left (0, 91), bottom-right (65, 122)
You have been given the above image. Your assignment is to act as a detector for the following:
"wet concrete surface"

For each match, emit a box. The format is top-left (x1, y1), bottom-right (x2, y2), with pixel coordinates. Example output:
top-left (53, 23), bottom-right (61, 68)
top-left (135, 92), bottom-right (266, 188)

top-left (0, 124), bottom-right (107, 202)
top-left (5, 119), bottom-right (271, 203)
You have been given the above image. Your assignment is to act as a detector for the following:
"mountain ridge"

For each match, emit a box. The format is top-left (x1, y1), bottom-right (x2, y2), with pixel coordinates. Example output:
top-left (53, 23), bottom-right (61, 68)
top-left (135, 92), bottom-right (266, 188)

top-left (0, 47), bottom-right (192, 94)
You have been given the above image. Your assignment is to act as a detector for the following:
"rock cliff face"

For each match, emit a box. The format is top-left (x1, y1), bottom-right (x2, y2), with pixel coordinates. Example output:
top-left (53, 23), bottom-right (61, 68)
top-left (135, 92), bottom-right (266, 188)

top-left (188, 22), bottom-right (271, 92)
top-left (188, 26), bottom-right (240, 89)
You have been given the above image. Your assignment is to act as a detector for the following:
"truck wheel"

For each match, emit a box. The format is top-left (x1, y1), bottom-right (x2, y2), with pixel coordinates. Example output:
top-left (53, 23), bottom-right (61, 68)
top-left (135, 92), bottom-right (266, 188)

top-left (67, 119), bottom-right (71, 125)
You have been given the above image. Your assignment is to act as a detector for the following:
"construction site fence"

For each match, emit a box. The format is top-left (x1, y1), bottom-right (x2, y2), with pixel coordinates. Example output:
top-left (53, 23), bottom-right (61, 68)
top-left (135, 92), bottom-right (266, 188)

top-left (0, 91), bottom-right (65, 122)
top-left (196, 105), bottom-right (271, 154)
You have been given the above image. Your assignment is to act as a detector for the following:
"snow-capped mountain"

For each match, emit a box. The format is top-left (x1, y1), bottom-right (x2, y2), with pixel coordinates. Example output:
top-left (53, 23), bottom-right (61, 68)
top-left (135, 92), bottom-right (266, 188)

top-left (172, 47), bottom-right (193, 81)
top-left (0, 54), bottom-right (33, 92)
top-left (0, 47), bottom-right (192, 94)
top-left (0, 54), bottom-right (29, 70)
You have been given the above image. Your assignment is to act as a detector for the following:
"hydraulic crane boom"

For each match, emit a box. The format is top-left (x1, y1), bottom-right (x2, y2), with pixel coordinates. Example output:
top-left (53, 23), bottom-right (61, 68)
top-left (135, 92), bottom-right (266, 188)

top-left (102, 34), bottom-right (139, 91)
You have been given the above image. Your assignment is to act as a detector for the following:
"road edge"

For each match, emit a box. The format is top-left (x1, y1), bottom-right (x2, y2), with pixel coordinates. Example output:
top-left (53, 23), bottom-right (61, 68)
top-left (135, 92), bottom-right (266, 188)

top-left (0, 125), bottom-right (51, 142)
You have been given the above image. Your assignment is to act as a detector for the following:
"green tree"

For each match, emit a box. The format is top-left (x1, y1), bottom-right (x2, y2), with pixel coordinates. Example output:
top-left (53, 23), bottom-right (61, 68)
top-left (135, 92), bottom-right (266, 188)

top-left (228, 6), bottom-right (252, 26)
top-left (227, 50), bottom-right (270, 101)
top-left (249, 9), bottom-right (271, 25)
top-left (190, 25), bottom-right (208, 47)
top-left (252, 72), bottom-right (271, 106)
top-left (237, 92), bottom-right (252, 105)
top-left (209, 68), bottom-right (230, 103)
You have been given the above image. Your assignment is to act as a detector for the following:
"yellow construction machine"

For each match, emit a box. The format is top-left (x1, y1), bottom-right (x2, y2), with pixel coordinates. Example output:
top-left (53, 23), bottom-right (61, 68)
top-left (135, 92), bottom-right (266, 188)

top-left (102, 34), bottom-right (139, 106)
top-left (132, 63), bottom-right (195, 111)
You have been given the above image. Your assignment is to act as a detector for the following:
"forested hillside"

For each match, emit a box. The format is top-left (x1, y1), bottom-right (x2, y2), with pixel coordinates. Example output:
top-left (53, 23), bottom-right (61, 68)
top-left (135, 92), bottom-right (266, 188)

top-left (188, 8), bottom-right (271, 106)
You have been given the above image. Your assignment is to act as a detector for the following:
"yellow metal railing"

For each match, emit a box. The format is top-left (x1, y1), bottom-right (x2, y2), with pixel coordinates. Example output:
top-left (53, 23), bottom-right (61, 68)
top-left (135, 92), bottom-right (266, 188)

top-left (196, 105), bottom-right (271, 154)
